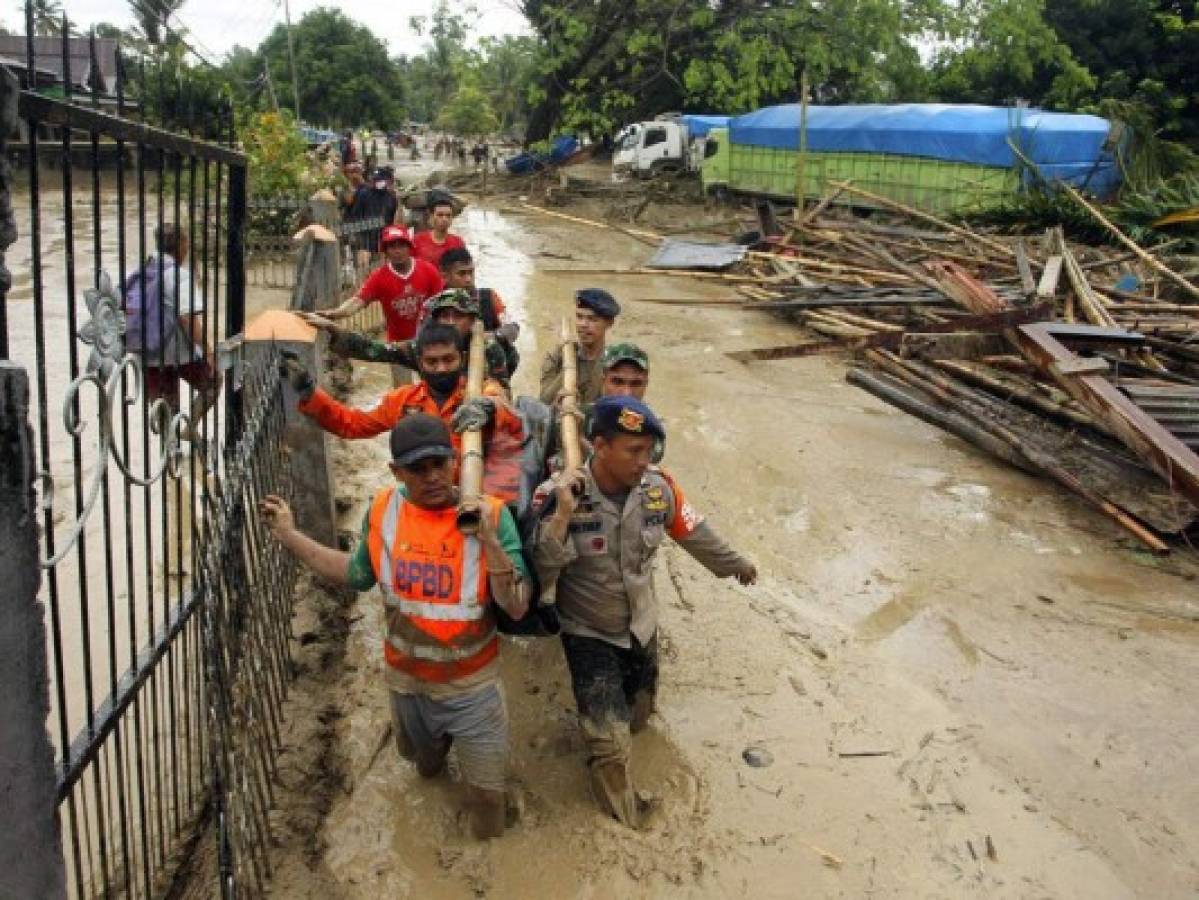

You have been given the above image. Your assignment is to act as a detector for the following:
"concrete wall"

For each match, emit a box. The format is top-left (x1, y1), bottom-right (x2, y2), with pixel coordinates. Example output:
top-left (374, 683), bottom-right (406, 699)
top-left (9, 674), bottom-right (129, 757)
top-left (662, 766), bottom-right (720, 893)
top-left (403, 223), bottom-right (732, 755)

top-left (243, 311), bottom-right (340, 548)
top-left (0, 364), bottom-right (67, 899)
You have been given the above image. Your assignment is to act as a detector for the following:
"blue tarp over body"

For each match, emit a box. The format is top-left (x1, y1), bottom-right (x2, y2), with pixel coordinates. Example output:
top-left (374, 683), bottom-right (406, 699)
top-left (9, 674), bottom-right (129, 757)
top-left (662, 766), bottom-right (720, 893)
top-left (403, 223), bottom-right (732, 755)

top-left (681, 115), bottom-right (730, 138)
top-left (727, 103), bottom-right (1121, 193)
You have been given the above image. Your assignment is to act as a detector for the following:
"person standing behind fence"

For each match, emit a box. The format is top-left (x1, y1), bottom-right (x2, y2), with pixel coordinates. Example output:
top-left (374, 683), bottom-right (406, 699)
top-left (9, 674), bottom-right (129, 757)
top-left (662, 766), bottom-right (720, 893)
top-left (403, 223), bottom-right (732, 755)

top-left (124, 224), bottom-right (221, 439)
top-left (259, 413), bottom-right (529, 838)
top-left (324, 225), bottom-right (445, 385)
top-left (340, 162), bottom-right (364, 212)
top-left (346, 166), bottom-right (400, 272)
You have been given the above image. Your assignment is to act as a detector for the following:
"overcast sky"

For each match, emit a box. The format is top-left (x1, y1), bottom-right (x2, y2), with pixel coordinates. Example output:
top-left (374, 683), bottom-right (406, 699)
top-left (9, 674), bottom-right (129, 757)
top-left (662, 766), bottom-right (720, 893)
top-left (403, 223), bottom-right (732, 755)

top-left (6, 0), bottom-right (530, 61)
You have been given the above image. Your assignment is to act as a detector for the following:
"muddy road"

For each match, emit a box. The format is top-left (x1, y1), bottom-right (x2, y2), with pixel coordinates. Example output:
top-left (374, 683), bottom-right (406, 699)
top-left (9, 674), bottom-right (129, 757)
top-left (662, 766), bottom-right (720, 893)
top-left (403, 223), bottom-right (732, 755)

top-left (252, 201), bottom-right (1199, 899)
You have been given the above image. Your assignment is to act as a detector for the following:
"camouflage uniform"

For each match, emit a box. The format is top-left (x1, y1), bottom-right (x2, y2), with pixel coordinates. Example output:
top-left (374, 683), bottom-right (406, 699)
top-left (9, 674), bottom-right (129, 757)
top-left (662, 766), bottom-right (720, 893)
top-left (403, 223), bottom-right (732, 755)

top-left (328, 288), bottom-right (517, 385)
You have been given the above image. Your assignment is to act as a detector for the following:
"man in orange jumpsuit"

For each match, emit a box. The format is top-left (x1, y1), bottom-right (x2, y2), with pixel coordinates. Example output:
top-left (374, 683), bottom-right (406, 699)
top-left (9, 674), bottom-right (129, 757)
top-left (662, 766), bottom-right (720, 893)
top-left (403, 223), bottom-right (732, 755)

top-left (279, 322), bottom-right (523, 504)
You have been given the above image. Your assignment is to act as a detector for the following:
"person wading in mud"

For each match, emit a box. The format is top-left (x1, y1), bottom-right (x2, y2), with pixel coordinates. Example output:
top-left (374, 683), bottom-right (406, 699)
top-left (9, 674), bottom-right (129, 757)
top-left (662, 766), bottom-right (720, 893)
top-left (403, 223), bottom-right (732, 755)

top-left (412, 196), bottom-right (466, 269)
top-left (434, 247), bottom-right (520, 376)
top-left (323, 225), bottom-right (444, 385)
top-left (259, 413), bottom-right (529, 838)
top-left (279, 322), bottom-right (523, 505)
top-left (530, 396), bottom-right (757, 828)
top-left (543, 342), bottom-right (655, 475)
top-left (538, 289), bottom-right (619, 406)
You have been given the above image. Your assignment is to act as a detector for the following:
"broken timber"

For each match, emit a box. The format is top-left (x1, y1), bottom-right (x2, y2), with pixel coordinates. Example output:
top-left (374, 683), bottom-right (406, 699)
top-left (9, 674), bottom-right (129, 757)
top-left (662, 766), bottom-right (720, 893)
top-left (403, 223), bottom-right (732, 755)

top-left (1012, 323), bottom-right (1199, 509)
top-left (728, 304), bottom-right (1053, 363)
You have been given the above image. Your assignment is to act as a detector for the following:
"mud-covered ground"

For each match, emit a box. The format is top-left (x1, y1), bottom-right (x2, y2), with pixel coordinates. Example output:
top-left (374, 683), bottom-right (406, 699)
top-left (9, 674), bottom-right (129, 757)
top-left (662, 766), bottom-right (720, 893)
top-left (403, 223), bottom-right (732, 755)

top-left (236, 195), bottom-right (1199, 899)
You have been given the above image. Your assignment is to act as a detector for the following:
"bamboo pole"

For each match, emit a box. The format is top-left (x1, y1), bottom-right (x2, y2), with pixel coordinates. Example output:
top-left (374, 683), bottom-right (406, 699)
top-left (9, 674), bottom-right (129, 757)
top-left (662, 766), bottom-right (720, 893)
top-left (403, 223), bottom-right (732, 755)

top-left (1060, 184), bottom-right (1199, 301)
top-left (456, 320), bottom-right (487, 533)
top-left (559, 317), bottom-right (583, 475)
top-left (523, 202), bottom-right (915, 281)
top-left (794, 65), bottom-right (810, 223)
top-left (826, 180), bottom-right (1017, 259)
top-left (931, 359), bottom-right (1101, 431)
top-left (798, 181), bottom-right (851, 228)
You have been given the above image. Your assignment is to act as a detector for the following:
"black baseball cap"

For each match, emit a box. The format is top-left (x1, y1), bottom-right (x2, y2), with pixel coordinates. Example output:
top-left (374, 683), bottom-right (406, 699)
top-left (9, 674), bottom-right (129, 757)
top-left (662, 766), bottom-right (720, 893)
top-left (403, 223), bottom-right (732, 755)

top-left (389, 413), bottom-right (455, 466)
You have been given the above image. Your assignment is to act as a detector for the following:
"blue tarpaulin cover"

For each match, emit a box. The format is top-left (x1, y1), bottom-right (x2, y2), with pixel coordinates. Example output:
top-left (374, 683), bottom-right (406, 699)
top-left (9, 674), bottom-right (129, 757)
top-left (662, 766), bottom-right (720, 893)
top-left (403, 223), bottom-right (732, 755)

top-left (728, 104), bottom-right (1120, 191)
top-left (681, 115), bottom-right (731, 138)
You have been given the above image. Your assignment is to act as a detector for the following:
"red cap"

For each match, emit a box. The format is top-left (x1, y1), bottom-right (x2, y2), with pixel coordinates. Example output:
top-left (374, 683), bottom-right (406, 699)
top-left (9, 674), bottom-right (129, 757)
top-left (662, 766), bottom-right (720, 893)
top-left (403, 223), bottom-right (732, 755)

top-left (379, 225), bottom-right (412, 250)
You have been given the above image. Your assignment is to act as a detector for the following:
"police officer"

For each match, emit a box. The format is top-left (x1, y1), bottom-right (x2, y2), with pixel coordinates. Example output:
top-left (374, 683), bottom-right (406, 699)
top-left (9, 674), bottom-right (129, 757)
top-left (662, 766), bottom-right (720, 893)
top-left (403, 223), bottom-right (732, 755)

top-left (530, 397), bottom-right (757, 828)
top-left (538, 288), bottom-right (620, 406)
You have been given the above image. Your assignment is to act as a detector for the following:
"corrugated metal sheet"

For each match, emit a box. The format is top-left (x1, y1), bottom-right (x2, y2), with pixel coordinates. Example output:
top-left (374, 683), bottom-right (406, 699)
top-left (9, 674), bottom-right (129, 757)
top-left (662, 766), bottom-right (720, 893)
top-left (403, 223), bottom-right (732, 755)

top-left (648, 238), bottom-right (747, 271)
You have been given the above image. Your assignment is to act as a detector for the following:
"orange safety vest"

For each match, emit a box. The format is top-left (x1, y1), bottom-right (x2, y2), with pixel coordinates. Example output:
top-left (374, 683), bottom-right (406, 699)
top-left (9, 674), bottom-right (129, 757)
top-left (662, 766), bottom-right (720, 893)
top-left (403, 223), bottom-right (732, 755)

top-left (367, 487), bottom-right (502, 683)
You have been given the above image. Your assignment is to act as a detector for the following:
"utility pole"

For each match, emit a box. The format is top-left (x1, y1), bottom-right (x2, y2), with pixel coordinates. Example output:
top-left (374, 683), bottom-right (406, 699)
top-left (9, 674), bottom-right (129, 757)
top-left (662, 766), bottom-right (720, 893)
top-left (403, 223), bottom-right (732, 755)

top-left (794, 64), bottom-right (810, 225)
top-left (283, 0), bottom-right (301, 122)
top-left (263, 64), bottom-right (280, 113)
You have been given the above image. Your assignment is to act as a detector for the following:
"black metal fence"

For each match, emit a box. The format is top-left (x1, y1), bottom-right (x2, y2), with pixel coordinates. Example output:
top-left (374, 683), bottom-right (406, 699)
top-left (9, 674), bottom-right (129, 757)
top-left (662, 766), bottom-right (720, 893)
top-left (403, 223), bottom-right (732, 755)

top-left (245, 194), bottom-right (385, 303)
top-left (1, 12), bottom-right (299, 898)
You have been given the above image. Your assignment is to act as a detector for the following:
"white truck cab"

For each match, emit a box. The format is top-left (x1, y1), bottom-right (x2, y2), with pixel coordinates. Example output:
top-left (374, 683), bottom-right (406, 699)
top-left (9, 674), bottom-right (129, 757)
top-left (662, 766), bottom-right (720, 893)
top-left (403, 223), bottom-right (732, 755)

top-left (613, 120), bottom-right (690, 176)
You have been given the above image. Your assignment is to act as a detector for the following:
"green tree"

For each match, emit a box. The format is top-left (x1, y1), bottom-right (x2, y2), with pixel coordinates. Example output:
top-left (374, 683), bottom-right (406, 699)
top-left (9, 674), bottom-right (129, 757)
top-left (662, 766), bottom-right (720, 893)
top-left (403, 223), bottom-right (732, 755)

top-left (394, 54), bottom-right (442, 124)
top-left (30, 0), bottom-right (65, 35)
top-left (408, 0), bottom-right (473, 112)
top-left (436, 80), bottom-right (500, 136)
top-left (1042, 0), bottom-right (1199, 144)
top-left (256, 8), bottom-right (405, 128)
top-left (930, 0), bottom-right (1095, 108)
top-left (519, 0), bottom-right (950, 140)
top-left (241, 109), bottom-right (322, 197)
top-left (128, 0), bottom-right (186, 49)
top-left (682, 0), bottom-right (948, 111)
top-left (470, 35), bottom-right (540, 134)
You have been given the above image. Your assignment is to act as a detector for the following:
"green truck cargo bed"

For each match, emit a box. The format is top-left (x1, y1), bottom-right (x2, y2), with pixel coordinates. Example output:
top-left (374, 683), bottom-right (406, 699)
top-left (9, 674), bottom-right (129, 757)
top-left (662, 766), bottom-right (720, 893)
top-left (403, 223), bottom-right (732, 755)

top-left (701, 128), bottom-right (1018, 214)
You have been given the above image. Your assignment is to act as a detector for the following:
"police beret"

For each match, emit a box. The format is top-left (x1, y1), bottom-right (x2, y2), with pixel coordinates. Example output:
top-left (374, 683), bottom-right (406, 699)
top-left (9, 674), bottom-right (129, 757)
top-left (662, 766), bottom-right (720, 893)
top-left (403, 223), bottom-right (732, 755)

top-left (575, 288), bottom-right (621, 319)
top-left (590, 396), bottom-right (665, 440)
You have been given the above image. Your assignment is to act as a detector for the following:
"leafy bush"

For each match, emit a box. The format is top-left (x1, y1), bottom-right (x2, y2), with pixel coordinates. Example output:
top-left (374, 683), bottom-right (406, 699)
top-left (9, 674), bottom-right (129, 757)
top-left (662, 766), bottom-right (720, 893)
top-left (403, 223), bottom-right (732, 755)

top-left (240, 110), bottom-right (334, 199)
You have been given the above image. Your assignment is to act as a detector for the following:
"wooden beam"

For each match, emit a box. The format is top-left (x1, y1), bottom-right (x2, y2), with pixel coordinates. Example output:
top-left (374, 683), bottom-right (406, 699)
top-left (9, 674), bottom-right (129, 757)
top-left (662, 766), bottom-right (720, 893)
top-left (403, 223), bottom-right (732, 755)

top-left (1013, 323), bottom-right (1199, 508)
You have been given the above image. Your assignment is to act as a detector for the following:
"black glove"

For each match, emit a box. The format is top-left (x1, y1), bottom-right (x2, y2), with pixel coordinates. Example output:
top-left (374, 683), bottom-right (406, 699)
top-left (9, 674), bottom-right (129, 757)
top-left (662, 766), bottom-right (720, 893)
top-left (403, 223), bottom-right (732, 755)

top-left (278, 349), bottom-right (315, 402)
top-left (451, 396), bottom-right (495, 433)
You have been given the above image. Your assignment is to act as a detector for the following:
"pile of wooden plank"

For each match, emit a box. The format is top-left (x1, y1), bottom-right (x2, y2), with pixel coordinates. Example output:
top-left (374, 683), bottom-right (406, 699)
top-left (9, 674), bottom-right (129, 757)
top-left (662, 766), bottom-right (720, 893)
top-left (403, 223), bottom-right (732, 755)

top-left (730, 185), bottom-right (1199, 553)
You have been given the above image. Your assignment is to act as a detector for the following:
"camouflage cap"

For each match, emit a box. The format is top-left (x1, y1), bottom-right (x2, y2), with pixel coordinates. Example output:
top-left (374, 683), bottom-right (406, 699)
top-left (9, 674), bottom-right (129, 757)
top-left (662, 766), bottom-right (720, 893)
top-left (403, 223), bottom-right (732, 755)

top-left (601, 342), bottom-right (649, 372)
top-left (425, 288), bottom-right (479, 317)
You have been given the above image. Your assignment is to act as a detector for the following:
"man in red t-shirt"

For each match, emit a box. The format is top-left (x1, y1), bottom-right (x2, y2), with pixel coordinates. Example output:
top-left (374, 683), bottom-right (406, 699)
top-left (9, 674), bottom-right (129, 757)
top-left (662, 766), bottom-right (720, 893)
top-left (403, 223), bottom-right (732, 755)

top-left (411, 197), bottom-right (465, 269)
top-left (326, 225), bottom-right (444, 382)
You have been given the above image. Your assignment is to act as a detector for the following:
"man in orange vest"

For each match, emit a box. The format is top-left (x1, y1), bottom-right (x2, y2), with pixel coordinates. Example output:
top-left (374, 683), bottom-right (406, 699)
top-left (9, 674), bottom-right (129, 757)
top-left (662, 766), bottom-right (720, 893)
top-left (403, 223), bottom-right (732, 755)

top-left (280, 322), bottom-right (524, 504)
top-left (260, 413), bottom-right (530, 838)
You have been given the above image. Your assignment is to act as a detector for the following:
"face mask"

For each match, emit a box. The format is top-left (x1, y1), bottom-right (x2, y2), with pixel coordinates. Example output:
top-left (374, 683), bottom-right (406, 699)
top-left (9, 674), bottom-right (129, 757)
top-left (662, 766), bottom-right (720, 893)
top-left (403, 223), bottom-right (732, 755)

top-left (424, 370), bottom-right (461, 394)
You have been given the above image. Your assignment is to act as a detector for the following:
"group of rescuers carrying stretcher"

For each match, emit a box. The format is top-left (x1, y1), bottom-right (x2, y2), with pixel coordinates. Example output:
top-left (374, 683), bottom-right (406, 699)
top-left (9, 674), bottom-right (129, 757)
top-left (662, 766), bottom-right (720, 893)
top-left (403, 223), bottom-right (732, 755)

top-left (259, 205), bottom-right (758, 839)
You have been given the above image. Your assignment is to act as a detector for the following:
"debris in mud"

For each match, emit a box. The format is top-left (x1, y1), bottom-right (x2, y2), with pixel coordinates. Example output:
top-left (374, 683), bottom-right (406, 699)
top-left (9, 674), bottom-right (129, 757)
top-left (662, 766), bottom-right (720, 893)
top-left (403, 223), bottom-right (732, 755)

top-left (712, 196), bottom-right (1199, 554)
top-left (528, 174), bottom-right (1199, 554)
top-left (742, 746), bottom-right (774, 768)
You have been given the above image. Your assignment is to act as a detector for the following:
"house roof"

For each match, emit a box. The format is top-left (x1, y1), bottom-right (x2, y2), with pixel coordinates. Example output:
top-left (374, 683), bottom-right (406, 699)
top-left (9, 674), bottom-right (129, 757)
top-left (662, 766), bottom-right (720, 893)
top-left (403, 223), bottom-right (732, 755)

top-left (0, 35), bottom-right (119, 89)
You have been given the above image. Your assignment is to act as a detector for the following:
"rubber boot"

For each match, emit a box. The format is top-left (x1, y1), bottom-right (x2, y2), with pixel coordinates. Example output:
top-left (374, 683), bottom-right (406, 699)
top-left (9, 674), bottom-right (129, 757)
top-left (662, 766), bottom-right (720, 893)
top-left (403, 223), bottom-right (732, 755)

top-left (581, 717), bottom-right (654, 829)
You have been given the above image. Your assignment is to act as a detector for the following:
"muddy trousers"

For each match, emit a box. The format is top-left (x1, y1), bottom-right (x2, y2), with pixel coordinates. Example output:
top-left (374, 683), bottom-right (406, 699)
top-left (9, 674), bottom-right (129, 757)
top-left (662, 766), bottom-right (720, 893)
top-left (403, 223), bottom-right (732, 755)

top-left (560, 633), bottom-right (659, 828)
top-left (389, 686), bottom-right (509, 839)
